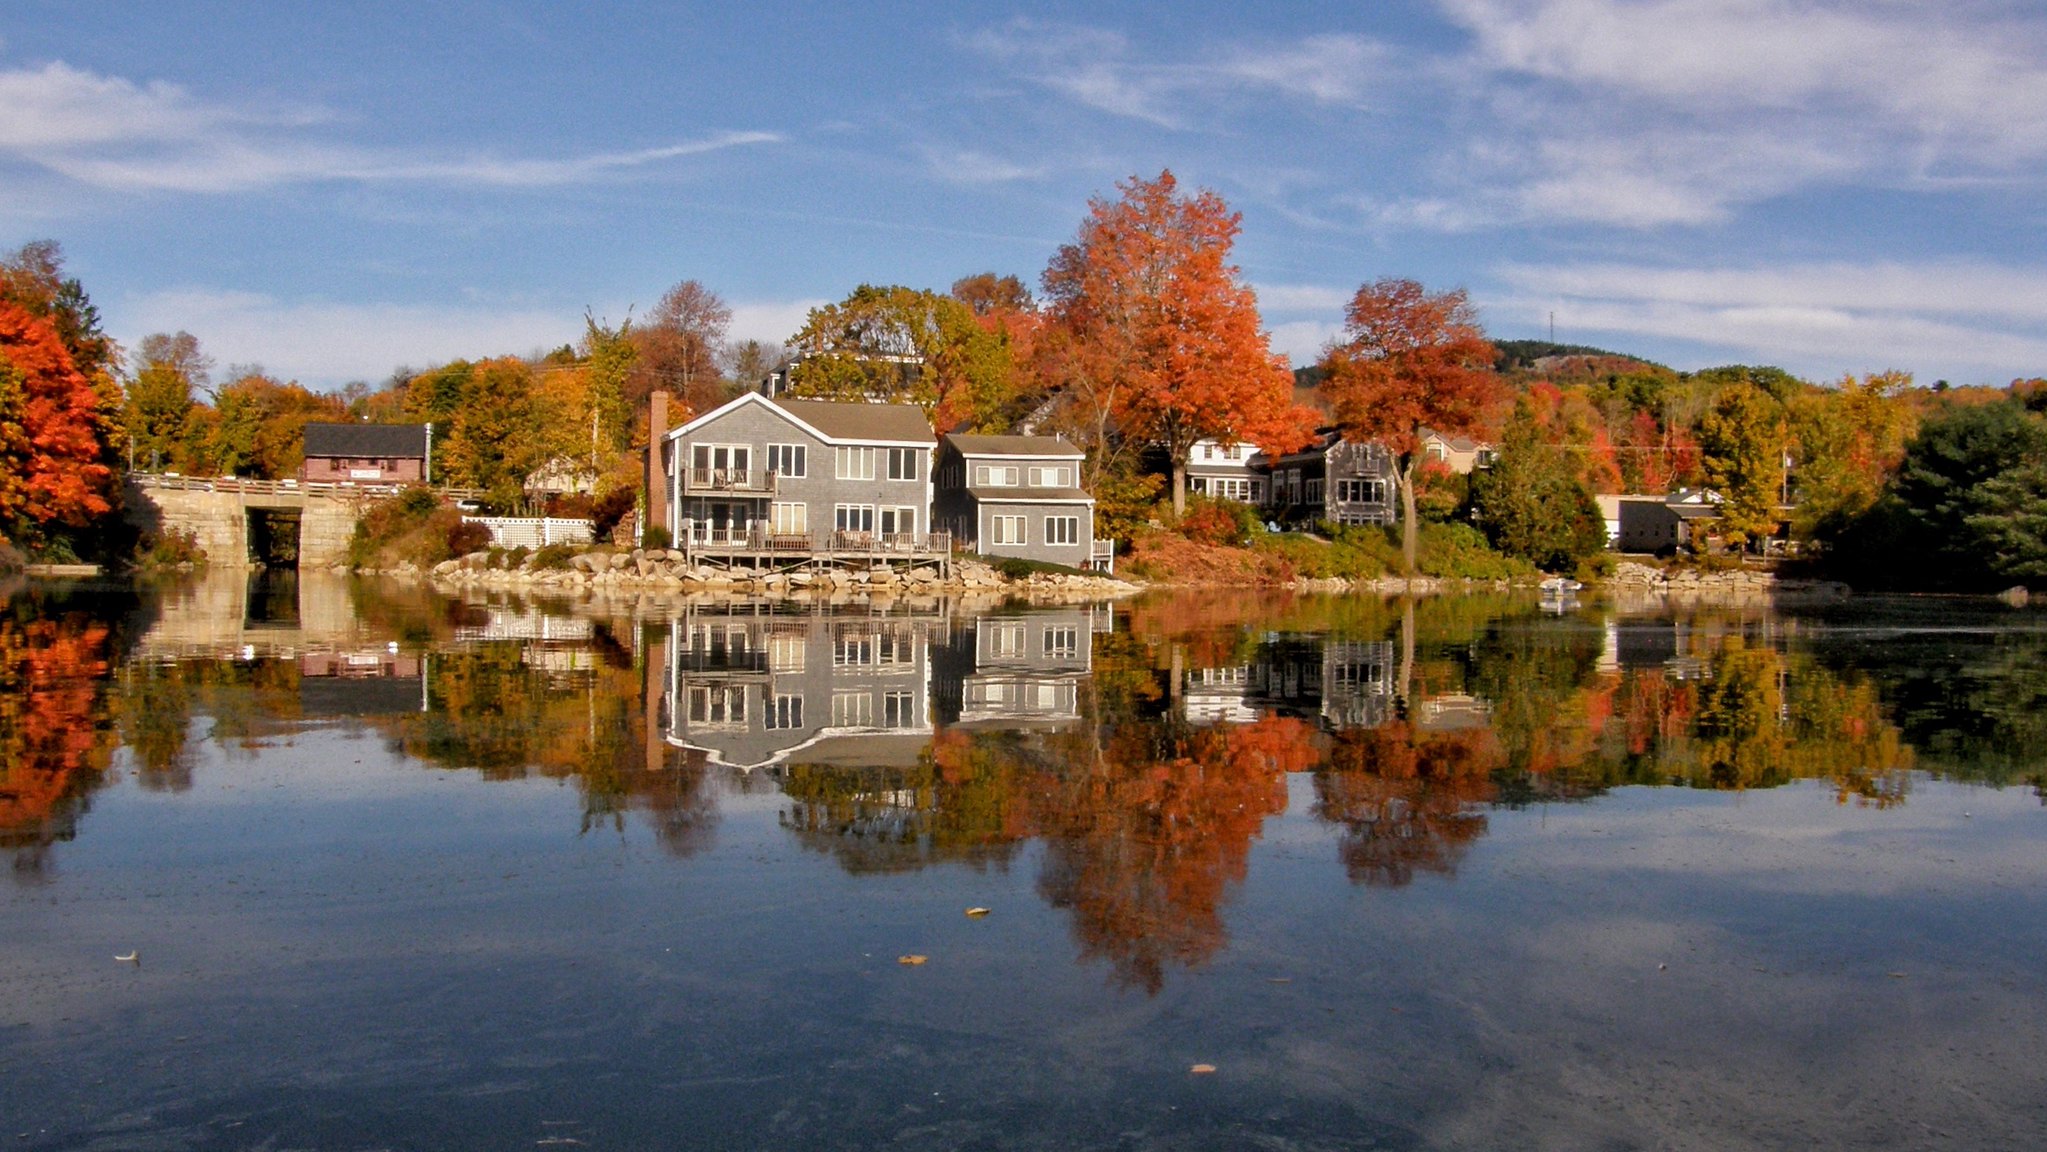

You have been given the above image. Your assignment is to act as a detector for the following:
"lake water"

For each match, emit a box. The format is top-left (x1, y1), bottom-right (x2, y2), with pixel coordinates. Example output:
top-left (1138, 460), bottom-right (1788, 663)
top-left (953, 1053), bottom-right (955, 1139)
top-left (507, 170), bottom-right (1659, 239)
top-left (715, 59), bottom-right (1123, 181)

top-left (3, 572), bottom-right (2044, 1150)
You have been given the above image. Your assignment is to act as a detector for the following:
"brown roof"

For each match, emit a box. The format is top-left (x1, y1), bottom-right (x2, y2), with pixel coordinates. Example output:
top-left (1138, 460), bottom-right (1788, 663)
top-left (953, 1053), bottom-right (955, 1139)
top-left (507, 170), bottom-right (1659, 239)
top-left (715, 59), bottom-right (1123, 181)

top-left (945, 433), bottom-right (1083, 458)
top-left (775, 399), bottom-right (933, 444)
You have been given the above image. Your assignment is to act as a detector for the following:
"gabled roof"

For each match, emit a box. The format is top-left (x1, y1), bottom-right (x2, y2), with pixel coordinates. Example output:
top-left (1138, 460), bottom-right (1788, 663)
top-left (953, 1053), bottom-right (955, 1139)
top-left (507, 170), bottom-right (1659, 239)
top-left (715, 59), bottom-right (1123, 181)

top-left (945, 433), bottom-right (1083, 458)
top-left (666, 392), bottom-right (934, 446)
top-left (303, 423), bottom-right (428, 458)
top-left (775, 399), bottom-right (934, 444)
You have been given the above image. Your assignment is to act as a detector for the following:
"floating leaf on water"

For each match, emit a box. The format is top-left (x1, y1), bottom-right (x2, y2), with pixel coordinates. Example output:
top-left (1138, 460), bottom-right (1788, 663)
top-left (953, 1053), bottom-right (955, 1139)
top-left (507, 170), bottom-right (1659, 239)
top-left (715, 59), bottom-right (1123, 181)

top-left (1190, 1064), bottom-right (1217, 1075)
top-left (898, 954), bottom-right (929, 966)
top-left (965, 907), bottom-right (991, 918)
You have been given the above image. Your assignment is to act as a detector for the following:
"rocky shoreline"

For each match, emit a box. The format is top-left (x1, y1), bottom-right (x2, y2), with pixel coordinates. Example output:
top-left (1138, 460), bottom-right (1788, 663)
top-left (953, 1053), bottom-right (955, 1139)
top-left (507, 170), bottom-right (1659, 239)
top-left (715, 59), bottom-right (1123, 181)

top-left (385, 547), bottom-right (1143, 600)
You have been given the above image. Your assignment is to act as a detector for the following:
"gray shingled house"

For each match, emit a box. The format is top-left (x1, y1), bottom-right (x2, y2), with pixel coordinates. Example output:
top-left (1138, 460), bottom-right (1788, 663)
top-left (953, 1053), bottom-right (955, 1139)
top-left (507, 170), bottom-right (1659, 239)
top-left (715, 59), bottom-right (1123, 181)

top-left (933, 433), bottom-right (1106, 570)
top-left (657, 393), bottom-right (943, 567)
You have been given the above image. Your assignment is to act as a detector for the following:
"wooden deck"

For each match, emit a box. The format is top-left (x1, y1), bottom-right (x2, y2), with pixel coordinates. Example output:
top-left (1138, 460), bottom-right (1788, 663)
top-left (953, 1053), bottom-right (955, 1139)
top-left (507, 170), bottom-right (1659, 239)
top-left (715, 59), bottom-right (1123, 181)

top-left (682, 529), bottom-right (953, 575)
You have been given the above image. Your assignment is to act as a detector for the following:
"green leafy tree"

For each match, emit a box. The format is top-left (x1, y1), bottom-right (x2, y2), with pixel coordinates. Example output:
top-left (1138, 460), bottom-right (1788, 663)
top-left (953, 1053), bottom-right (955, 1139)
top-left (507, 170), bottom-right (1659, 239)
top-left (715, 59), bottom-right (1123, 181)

top-left (787, 284), bottom-right (1015, 432)
top-left (0, 241), bottom-right (118, 380)
top-left (126, 332), bottom-right (211, 471)
top-left (581, 313), bottom-right (637, 457)
top-left (1468, 402), bottom-right (1608, 571)
top-left (1787, 370), bottom-right (1918, 539)
top-left (1696, 381), bottom-right (1787, 547)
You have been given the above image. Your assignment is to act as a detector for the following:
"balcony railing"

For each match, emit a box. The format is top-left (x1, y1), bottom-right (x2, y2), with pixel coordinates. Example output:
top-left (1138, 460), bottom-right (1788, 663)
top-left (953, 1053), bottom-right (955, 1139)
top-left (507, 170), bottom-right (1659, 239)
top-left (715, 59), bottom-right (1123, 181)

top-left (682, 524), bottom-right (952, 557)
top-left (683, 467), bottom-right (777, 495)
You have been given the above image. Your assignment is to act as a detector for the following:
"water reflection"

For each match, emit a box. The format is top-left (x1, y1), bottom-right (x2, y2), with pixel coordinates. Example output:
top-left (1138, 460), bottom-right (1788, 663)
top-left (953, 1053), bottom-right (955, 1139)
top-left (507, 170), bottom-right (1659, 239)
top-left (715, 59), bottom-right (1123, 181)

top-left (9, 572), bottom-right (2046, 986)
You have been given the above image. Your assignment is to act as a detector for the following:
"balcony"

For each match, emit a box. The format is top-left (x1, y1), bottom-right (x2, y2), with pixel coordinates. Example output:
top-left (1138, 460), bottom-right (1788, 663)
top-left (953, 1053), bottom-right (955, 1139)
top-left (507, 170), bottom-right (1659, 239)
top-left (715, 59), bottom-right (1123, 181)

top-left (683, 467), bottom-right (778, 496)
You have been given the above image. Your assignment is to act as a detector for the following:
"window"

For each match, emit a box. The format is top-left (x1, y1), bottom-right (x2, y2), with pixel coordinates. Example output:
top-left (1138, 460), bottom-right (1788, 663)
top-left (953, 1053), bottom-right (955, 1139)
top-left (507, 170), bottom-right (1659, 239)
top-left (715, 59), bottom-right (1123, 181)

top-left (882, 690), bottom-right (919, 728)
top-left (770, 502), bottom-right (808, 535)
top-left (687, 685), bottom-right (746, 727)
top-left (1029, 465), bottom-right (1072, 487)
top-left (992, 515), bottom-right (1026, 545)
top-left (975, 465), bottom-right (1021, 487)
top-left (835, 504), bottom-right (875, 533)
top-left (834, 634), bottom-right (875, 666)
top-left (767, 444), bottom-right (806, 478)
top-left (991, 622), bottom-right (1026, 658)
top-left (1045, 515), bottom-right (1079, 545)
top-left (880, 506), bottom-right (916, 537)
top-left (767, 633), bottom-right (807, 673)
top-left (1336, 478), bottom-right (1387, 504)
top-left (1043, 625), bottom-right (1079, 660)
top-left (835, 446), bottom-right (876, 480)
top-left (764, 693), bottom-right (804, 730)
top-left (691, 443), bottom-right (751, 482)
top-left (832, 692), bottom-right (874, 727)
top-left (886, 448), bottom-right (918, 481)
top-left (1211, 478), bottom-right (1254, 501)
top-left (1227, 444), bottom-right (1245, 461)
top-left (1306, 478), bottom-right (1324, 505)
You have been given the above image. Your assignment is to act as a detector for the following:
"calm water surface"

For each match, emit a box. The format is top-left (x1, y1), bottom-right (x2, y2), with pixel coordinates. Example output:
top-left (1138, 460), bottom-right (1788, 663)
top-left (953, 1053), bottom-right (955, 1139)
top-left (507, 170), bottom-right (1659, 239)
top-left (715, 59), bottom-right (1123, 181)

top-left (2, 573), bottom-right (2044, 1150)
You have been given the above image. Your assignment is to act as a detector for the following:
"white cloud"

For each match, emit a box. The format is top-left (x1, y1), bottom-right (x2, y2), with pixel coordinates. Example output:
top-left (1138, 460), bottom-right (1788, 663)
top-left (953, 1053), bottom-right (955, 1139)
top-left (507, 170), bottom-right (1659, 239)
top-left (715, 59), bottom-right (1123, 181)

top-left (1418, 0), bottom-right (2047, 228)
top-left (920, 147), bottom-right (1046, 185)
top-left (1492, 258), bottom-right (2047, 380)
top-left (0, 60), bottom-right (781, 194)
top-left (1254, 283), bottom-right (1354, 313)
top-left (119, 289), bottom-right (580, 386)
top-left (966, 21), bottom-right (1384, 128)
top-left (727, 298), bottom-right (827, 349)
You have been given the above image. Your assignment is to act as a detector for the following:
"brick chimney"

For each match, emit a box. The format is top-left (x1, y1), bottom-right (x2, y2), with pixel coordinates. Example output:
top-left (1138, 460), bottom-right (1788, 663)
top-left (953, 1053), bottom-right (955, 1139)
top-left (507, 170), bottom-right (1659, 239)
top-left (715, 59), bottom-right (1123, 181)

top-left (646, 390), bottom-right (672, 543)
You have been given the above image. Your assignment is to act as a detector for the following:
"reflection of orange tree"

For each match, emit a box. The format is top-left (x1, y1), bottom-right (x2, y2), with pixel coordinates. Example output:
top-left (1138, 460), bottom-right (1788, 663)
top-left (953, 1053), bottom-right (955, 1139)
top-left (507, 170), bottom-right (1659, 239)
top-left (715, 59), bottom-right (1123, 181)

top-left (0, 613), bottom-right (119, 869)
top-left (1312, 720), bottom-right (1502, 887)
top-left (1033, 713), bottom-right (1311, 993)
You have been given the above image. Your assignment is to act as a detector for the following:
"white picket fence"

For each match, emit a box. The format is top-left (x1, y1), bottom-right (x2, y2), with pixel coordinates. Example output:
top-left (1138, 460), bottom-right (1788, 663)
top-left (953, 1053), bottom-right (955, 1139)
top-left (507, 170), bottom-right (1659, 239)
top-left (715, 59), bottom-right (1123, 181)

top-left (461, 516), bottom-right (595, 548)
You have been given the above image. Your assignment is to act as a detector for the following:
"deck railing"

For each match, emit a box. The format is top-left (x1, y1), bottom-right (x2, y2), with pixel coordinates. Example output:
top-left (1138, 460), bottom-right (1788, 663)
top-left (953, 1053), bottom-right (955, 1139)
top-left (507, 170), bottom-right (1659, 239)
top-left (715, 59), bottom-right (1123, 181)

top-left (683, 467), bottom-right (778, 495)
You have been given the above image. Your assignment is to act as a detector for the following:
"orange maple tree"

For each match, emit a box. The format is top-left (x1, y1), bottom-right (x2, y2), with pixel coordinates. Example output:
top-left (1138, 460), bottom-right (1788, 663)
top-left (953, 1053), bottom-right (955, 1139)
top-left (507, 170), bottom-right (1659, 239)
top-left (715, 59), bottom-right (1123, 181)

top-left (1043, 170), bottom-right (1314, 513)
top-left (0, 302), bottom-right (119, 534)
top-left (1320, 278), bottom-right (1502, 572)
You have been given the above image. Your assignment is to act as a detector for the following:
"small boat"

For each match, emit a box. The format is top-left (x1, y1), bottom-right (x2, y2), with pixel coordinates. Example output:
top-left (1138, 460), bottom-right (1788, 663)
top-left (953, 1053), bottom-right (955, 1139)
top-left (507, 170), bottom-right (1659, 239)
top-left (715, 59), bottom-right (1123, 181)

top-left (1539, 576), bottom-right (1584, 595)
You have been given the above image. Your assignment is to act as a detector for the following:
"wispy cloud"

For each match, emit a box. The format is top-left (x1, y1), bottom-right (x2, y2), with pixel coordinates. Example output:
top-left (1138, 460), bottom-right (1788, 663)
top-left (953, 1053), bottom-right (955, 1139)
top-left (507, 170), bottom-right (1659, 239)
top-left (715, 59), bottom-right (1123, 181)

top-left (1423, 0), bottom-right (2047, 228)
top-left (919, 146), bottom-right (1047, 186)
top-left (1493, 258), bottom-right (2047, 380)
top-left (966, 21), bottom-right (1384, 129)
top-left (0, 61), bottom-right (781, 194)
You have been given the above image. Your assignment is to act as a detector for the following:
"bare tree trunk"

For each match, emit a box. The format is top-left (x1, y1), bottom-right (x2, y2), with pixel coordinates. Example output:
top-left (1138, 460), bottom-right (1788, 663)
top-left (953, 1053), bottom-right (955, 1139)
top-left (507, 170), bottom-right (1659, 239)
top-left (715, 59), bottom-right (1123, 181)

top-left (1399, 457), bottom-right (1420, 576)
top-left (1398, 596), bottom-right (1415, 716)
top-left (1172, 462), bottom-right (1186, 516)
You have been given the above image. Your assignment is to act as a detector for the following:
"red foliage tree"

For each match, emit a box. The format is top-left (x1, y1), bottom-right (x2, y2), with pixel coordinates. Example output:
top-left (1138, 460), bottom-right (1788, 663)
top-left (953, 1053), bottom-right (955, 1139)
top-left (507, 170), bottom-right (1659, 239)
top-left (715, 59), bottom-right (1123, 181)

top-left (1043, 171), bottom-right (1315, 513)
top-left (1320, 279), bottom-right (1502, 572)
top-left (0, 302), bottom-right (119, 533)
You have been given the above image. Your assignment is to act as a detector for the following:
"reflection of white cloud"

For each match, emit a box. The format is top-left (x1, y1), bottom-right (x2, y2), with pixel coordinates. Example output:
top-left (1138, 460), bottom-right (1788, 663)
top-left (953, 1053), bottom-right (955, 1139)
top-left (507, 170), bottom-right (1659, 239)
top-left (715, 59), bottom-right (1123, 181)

top-left (1494, 259), bottom-right (2047, 379)
top-left (121, 289), bottom-right (578, 386)
top-left (0, 60), bottom-right (781, 193)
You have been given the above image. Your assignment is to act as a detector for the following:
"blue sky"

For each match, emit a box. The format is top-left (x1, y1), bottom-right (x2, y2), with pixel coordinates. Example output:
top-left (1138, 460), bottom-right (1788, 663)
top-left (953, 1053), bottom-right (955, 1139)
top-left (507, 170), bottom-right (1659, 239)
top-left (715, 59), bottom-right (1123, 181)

top-left (3, 1), bottom-right (2044, 389)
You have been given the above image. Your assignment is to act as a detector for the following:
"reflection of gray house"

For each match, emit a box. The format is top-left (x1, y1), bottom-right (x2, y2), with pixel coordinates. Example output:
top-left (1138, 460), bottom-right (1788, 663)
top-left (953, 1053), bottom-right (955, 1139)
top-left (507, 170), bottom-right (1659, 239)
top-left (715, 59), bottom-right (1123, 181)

top-left (657, 393), bottom-right (945, 568)
top-left (661, 606), bottom-right (941, 771)
top-left (933, 608), bottom-right (1095, 730)
top-left (1240, 637), bottom-right (1397, 729)
top-left (934, 434), bottom-right (1109, 571)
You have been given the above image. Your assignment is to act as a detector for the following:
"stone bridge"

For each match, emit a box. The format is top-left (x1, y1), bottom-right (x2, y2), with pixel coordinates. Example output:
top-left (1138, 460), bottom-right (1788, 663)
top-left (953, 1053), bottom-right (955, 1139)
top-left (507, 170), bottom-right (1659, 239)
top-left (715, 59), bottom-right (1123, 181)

top-left (125, 473), bottom-right (402, 568)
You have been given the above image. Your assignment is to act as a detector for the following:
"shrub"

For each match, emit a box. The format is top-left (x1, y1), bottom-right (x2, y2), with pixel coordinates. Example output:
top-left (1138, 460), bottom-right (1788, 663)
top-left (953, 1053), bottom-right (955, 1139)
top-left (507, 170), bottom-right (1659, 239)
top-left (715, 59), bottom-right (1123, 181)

top-left (505, 545), bottom-right (531, 569)
top-left (532, 544), bottom-right (576, 570)
top-left (396, 485), bottom-right (439, 518)
top-left (138, 527), bottom-right (207, 570)
top-left (1178, 495), bottom-right (1260, 546)
top-left (642, 524), bottom-right (673, 551)
top-left (446, 520), bottom-right (491, 556)
top-left (590, 486), bottom-right (636, 539)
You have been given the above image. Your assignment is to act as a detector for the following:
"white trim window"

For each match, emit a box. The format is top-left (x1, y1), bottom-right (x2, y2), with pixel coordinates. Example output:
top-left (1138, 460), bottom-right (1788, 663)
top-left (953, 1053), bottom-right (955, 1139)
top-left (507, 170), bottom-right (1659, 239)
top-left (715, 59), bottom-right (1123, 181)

top-left (976, 465), bottom-right (1021, 487)
top-left (1045, 515), bottom-right (1079, 545)
top-left (832, 691), bottom-right (874, 727)
top-left (886, 447), bottom-right (918, 481)
top-left (992, 514), bottom-right (1026, 545)
top-left (880, 506), bottom-right (916, 537)
top-left (1043, 625), bottom-right (1079, 660)
top-left (991, 622), bottom-right (1026, 658)
top-left (1028, 465), bottom-right (1073, 487)
top-left (835, 504), bottom-right (876, 533)
top-left (770, 502), bottom-right (808, 535)
top-left (766, 443), bottom-right (806, 478)
top-left (687, 685), bottom-right (747, 727)
top-left (882, 690), bottom-right (919, 728)
top-left (767, 633), bottom-right (807, 673)
top-left (835, 446), bottom-right (876, 480)
top-left (764, 693), bottom-right (804, 730)
top-left (1210, 477), bottom-right (1254, 501)
top-left (1336, 478), bottom-right (1387, 504)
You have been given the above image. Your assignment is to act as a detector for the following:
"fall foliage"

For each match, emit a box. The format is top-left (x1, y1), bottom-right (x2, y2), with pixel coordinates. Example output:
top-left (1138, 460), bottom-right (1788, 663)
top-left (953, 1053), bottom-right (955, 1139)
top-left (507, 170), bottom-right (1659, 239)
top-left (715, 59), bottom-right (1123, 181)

top-left (0, 302), bottom-right (121, 535)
